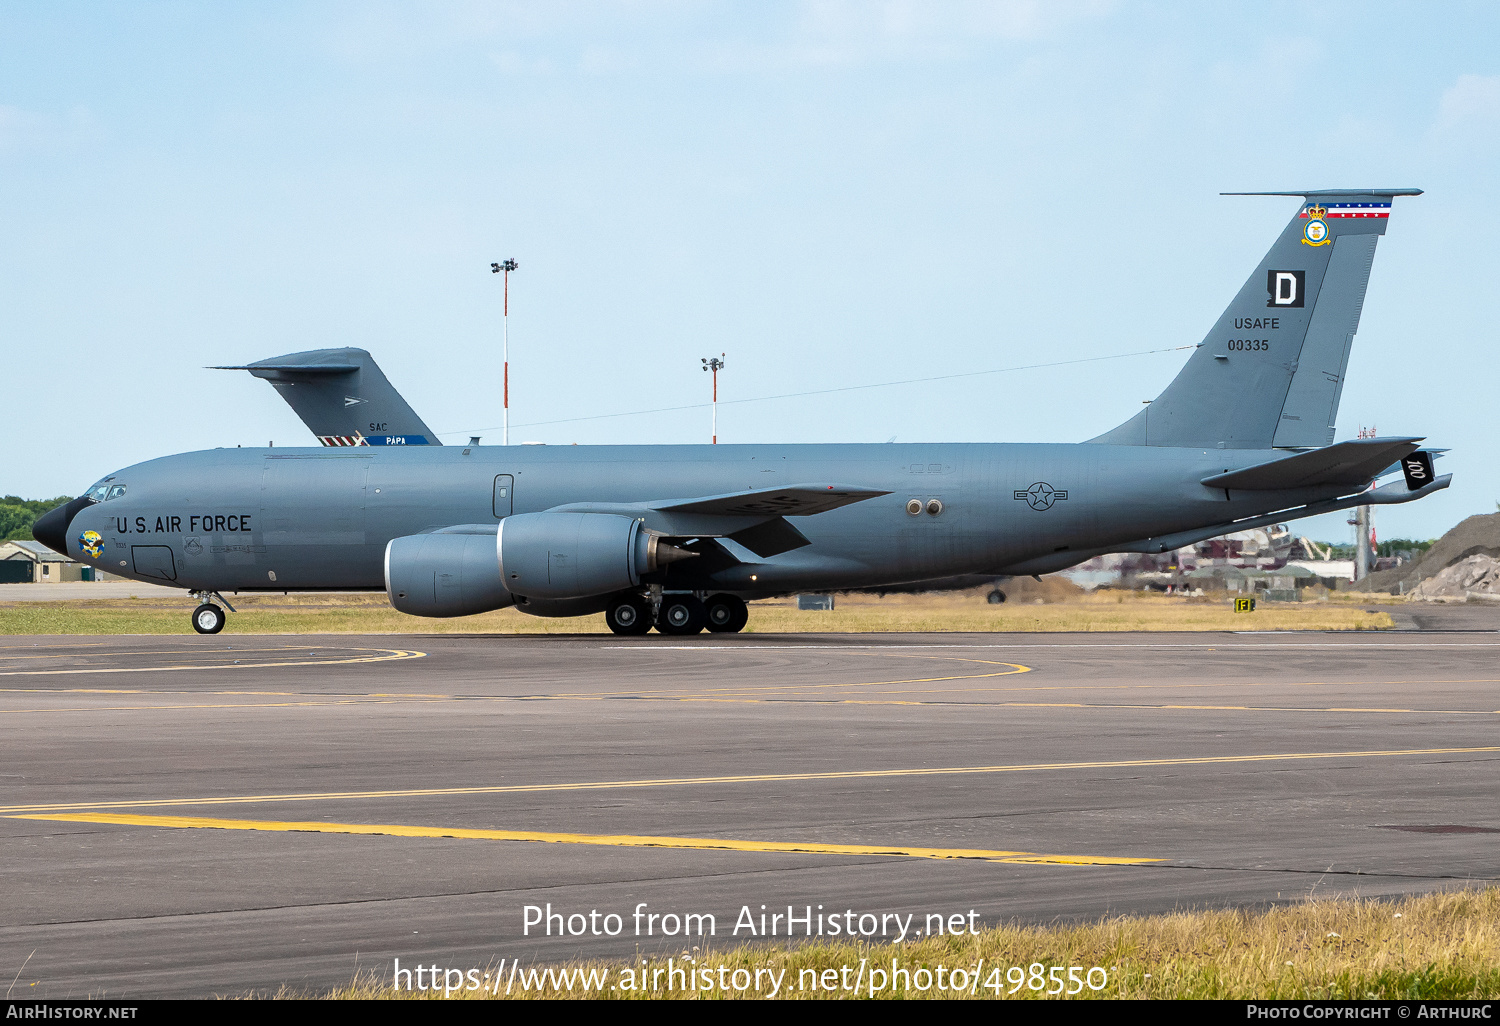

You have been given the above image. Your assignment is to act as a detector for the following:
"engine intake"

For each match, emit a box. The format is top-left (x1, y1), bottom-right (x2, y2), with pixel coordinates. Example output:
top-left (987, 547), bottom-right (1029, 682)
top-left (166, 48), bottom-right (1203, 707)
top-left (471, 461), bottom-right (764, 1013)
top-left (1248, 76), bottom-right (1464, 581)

top-left (385, 532), bottom-right (513, 617)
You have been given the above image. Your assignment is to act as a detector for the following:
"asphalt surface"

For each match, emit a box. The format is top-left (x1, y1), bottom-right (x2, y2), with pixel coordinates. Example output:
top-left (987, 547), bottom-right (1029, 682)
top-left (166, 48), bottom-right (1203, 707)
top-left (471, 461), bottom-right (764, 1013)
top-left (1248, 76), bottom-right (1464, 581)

top-left (3, 610), bottom-right (1500, 998)
top-left (0, 582), bottom-right (183, 602)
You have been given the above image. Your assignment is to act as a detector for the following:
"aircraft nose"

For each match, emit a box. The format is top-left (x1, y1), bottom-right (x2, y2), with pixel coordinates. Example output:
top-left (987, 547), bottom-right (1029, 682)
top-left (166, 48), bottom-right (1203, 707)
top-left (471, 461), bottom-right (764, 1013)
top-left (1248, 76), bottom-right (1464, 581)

top-left (32, 496), bottom-right (97, 558)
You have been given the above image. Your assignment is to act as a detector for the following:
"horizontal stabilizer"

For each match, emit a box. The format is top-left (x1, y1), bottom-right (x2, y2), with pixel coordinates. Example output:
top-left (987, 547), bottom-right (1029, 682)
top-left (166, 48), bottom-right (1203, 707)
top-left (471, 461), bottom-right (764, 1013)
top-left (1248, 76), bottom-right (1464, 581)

top-left (1221, 188), bottom-right (1423, 198)
top-left (1201, 436), bottom-right (1423, 491)
top-left (653, 484), bottom-right (889, 517)
top-left (209, 361), bottom-right (361, 374)
top-left (1095, 473), bottom-right (1451, 560)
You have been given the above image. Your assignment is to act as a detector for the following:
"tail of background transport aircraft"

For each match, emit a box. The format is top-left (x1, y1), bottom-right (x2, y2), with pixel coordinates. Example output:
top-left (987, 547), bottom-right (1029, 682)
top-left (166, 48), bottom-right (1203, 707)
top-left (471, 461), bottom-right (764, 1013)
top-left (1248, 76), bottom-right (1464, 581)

top-left (1090, 189), bottom-right (1421, 450)
top-left (212, 348), bottom-right (443, 446)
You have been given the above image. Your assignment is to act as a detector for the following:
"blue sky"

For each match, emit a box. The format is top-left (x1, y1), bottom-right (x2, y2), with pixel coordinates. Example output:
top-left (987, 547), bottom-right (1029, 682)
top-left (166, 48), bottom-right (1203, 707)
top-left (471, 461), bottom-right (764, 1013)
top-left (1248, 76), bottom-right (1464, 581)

top-left (3, 1), bottom-right (1496, 542)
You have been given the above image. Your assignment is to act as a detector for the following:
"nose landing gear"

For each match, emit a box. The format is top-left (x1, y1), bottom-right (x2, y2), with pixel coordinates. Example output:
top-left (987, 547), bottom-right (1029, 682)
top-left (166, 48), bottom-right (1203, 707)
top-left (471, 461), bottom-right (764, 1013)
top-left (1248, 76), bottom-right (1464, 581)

top-left (192, 603), bottom-right (226, 634)
top-left (188, 591), bottom-right (236, 634)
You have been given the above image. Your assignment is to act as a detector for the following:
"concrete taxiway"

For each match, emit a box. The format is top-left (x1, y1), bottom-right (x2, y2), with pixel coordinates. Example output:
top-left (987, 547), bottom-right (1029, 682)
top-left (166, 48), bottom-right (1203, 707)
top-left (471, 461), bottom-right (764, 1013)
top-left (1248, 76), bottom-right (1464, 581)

top-left (3, 620), bottom-right (1499, 997)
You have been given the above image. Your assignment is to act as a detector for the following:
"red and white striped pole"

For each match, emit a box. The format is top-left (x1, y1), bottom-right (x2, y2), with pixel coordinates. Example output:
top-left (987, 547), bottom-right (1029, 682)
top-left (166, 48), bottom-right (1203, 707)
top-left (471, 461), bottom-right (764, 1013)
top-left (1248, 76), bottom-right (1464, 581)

top-left (701, 353), bottom-right (725, 444)
top-left (491, 259), bottom-right (519, 445)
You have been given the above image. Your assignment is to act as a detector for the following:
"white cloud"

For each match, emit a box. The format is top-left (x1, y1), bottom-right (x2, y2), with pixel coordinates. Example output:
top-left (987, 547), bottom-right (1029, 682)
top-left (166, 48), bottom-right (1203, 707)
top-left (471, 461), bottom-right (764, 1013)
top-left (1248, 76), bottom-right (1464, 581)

top-left (325, 2), bottom-right (1117, 78)
top-left (0, 105), bottom-right (44, 145)
top-left (0, 104), bottom-right (94, 153)
top-left (781, 0), bottom-right (1116, 66)
top-left (489, 50), bottom-right (555, 75)
top-left (1434, 73), bottom-right (1500, 135)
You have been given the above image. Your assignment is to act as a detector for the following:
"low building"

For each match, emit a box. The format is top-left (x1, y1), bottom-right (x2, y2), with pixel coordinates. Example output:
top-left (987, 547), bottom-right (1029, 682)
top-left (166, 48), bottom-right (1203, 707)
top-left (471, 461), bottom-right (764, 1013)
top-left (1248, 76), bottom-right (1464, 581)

top-left (1061, 524), bottom-right (1337, 591)
top-left (0, 539), bottom-right (90, 583)
top-left (1184, 564), bottom-right (1321, 600)
top-left (1285, 559), bottom-right (1356, 584)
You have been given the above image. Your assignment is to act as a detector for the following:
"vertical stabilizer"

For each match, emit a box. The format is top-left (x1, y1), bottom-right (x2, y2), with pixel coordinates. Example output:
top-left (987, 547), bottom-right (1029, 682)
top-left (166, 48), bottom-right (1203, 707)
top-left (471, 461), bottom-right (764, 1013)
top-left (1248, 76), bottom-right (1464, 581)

top-left (212, 348), bottom-right (443, 446)
top-left (1090, 190), bottom-right (1419, 449)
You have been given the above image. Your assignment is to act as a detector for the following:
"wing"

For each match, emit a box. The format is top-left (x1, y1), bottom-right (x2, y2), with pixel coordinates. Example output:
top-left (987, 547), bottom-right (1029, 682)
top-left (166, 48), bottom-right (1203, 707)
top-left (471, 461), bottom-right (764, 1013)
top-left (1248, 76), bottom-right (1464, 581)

top-left (652, 483), bottom-right (889, 517)
top-left (548, 483), bottom-right (890, 558)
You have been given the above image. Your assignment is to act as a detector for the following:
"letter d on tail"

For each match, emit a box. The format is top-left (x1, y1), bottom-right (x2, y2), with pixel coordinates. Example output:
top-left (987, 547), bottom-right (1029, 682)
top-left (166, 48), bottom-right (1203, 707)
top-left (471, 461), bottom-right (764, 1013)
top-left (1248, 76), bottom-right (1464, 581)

top-left (1267, 269), bottom-right (1304, 307)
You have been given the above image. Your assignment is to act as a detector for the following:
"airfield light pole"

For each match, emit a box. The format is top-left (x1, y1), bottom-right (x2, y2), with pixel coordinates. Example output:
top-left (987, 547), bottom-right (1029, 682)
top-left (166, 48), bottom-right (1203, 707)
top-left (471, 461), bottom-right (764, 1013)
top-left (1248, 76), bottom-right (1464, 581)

top-left (1351, 425), bottom-right (1377, 580)
top-left (491, 259), bottom-right (519, 445)
top-left (701, 354), bottom-right (725, 444)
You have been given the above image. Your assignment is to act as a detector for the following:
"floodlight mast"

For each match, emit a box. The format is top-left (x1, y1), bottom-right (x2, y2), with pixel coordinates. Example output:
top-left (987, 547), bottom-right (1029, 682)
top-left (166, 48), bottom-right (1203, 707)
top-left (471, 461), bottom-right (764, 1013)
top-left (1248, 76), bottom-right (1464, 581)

top-left (490, 259), bottom-right (519, 445)
top-left (701, 354), bottom-right (725, 444)
top-left (1352, 424), bottom-right (1378, 580)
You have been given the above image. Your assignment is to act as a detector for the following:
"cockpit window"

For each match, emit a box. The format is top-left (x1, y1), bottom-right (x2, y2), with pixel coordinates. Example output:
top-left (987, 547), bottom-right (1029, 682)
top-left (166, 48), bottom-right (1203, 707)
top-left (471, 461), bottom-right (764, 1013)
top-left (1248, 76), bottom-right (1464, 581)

top-left (84, 483), bottom-right (126, 502)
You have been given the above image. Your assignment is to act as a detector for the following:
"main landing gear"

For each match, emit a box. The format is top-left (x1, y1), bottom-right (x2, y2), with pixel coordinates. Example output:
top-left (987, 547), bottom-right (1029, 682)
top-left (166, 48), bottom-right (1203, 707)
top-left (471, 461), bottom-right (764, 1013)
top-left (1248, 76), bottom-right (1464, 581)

top-left (189, 590), bottom-right (236, 634)
top-left (705, 594), bottom-right (749, 633)
top-left (603, 594), bottom-right (652, 636)
top-left (604, 592), bottom-right (748, 636)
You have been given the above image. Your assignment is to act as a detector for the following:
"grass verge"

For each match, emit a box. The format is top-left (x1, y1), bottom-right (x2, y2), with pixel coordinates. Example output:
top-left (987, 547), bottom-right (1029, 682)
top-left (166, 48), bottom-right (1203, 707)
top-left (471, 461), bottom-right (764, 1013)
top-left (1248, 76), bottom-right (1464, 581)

top-left (0, 590), bottom-right (1393, 635)
top-left (321, 888), bottom-right (1500, 1000)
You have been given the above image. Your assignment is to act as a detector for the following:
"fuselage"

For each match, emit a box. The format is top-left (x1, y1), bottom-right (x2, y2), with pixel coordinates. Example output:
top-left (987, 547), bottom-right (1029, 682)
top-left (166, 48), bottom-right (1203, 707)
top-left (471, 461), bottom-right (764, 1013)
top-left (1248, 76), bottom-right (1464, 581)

top-left (64, 441), bottom-right (1350, 597)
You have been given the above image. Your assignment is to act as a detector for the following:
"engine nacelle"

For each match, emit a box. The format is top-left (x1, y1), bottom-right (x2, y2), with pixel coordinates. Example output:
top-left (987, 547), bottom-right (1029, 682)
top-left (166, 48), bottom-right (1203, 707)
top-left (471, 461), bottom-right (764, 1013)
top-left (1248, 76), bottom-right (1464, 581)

top-left (385, 532), bottom-right (513, 617)
top-left (499, 511), bottom-right (677, 601)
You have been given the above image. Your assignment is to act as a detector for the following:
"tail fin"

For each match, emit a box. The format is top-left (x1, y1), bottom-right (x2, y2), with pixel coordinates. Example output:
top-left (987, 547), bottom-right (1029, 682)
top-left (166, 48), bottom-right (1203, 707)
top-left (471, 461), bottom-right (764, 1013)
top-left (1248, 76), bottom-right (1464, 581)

top-left (212, 348), bottom-right (443, 446)
top-left (1091, 189), bottom-right (1420, 449)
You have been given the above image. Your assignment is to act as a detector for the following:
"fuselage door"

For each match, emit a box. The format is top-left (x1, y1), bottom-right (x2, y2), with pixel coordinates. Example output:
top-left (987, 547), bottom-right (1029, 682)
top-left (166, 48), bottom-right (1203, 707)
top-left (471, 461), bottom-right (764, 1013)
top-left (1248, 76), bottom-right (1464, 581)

top-left (131, 545), bottom-right (178, 581)
top-left (493, 475), bottom-right (514, 518)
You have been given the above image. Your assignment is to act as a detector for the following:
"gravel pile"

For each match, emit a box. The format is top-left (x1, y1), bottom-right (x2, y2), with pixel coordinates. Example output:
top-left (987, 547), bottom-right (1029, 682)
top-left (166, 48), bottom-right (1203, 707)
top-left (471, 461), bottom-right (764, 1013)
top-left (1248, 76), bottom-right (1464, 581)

top-left (1350, 512), bottom-right (1500, 594)
top-left (1409, 553), bottom-right (1500, 602)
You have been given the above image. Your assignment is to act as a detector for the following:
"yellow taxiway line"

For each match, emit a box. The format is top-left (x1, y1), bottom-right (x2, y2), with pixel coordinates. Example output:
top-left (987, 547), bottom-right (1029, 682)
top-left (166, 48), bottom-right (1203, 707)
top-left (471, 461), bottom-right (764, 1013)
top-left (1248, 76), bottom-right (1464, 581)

top-left (0, 648), bottom-right (425, 676)
top-left (10, 812), bottom-right (1157, 866)
top-left (537, 658), bottom-right (1033, 700)
top-left (4, 745), bottom-right (1497, 816)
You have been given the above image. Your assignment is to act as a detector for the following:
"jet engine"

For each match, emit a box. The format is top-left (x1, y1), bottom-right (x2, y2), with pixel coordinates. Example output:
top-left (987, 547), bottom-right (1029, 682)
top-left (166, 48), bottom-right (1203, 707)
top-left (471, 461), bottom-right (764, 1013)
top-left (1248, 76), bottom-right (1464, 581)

top-left (498, 511), bottom-right (695, 601)
top-left (385, 532), bottom-right (513, 617)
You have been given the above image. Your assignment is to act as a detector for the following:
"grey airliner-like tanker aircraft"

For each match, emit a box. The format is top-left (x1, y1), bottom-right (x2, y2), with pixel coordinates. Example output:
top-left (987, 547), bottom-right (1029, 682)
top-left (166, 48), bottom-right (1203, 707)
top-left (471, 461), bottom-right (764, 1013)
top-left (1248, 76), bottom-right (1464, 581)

top-left (238, 346), bottom-right (1015, 598)
top-left (36, 189), bottom-right (1448, 636)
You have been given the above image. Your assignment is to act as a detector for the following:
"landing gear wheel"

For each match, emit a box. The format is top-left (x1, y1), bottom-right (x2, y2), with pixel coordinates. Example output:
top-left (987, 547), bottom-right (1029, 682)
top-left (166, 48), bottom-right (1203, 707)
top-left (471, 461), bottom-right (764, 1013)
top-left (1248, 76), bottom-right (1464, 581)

top-left (656, 595), bottom-right (706, 635)
top-left (191, 603), bottom-right (226, 634)
top-left (705, 594), bottom-right (749, 633)
top-left (986, 589), bottom-right (1007, 604)
top-left (604, 594), bottom-right (652, 636)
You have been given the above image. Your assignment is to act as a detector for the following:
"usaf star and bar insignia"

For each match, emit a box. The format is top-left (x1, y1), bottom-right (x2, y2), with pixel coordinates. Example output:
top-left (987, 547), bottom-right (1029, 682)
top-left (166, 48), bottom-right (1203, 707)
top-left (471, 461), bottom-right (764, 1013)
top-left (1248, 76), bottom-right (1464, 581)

top-left (1014, 481), bottom-right (1068, 511)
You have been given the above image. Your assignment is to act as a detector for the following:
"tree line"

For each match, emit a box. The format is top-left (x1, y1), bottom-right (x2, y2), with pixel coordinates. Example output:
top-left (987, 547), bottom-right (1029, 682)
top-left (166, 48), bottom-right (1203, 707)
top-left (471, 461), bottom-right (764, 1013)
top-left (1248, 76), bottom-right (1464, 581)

top-left (0, 496), bottom-right (74, 543)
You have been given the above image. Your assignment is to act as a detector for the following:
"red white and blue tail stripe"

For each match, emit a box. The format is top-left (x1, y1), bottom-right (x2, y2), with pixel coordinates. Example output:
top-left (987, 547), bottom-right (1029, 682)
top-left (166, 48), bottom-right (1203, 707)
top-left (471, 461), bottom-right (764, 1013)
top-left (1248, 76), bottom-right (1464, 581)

top-left (1302, 202), bottom-right (1391, 219)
